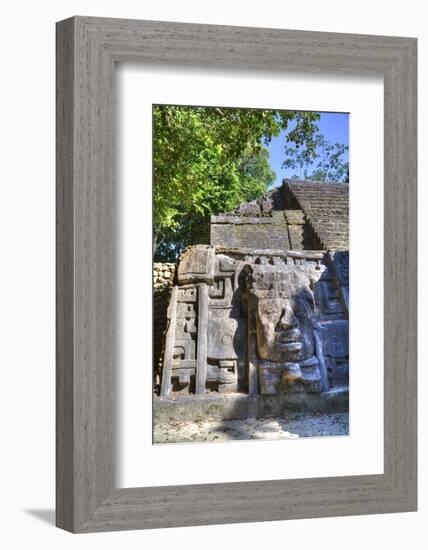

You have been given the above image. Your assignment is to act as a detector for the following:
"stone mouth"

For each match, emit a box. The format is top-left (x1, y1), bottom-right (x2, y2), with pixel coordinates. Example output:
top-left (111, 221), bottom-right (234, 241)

top-left (276, 341), bottom-right (303, 351)
top-left (275, 329), bottom-right (302, 345)
top-left (274, 328), bottom-right (304, 353)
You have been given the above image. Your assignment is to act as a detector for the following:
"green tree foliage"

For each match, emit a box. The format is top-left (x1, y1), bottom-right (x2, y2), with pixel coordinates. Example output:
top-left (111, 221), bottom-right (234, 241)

top-left (153, 105), bottom-right (320, 261)
top-left (283, 134), bottom-right (349, 183)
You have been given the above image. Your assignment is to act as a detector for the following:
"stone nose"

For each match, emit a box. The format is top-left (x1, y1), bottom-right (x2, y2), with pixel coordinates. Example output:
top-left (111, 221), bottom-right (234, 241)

top-left (278, 306), bottom-right (298, 330)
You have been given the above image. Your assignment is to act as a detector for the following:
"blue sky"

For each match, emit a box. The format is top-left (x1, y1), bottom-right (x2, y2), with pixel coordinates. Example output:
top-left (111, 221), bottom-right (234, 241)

top-left (266, 112), bottom-right (349, 188)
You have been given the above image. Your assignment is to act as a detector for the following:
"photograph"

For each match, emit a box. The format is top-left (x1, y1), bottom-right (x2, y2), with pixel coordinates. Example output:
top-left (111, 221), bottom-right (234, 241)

top-left (0, 0), bottom-right (420, 543)
top-left (152, 104), bottom-right (350, 444)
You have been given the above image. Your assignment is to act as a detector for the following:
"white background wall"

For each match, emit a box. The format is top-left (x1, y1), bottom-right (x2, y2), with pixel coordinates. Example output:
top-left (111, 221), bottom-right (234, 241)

top-left (0, 1), bottom-right (425, 548)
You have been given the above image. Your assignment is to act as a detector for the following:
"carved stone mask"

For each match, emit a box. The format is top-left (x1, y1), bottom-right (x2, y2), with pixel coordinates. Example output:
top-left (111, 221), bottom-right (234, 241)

top-left (248, 266), bottom-right (315, 363)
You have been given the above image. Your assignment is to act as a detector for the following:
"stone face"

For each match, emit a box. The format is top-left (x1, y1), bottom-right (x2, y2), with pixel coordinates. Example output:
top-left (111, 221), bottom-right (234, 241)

top-left (159, 245), bottom-right (348, 400)
top-left (248, 265), bottom-right (316, 363)
top-left (244, 262), bottom-right (323, 396)
top-left (157, 180), bottom-right (349, 404)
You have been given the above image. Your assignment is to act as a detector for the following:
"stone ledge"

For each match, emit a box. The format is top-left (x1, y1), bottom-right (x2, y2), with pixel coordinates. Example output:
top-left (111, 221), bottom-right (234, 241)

top-left (211, 215), bottom-right (274, 224)
top-left (153, 388), bottom-right (349, 423)
top-left (214, 247), bottom-right (325, 259)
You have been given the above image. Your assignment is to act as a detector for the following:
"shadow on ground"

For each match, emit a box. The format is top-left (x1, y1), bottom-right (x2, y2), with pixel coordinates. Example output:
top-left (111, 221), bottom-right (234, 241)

top-left (153, 410), bottom-right (349, 444)
top-left (25, 509), bottom-right (55, 526)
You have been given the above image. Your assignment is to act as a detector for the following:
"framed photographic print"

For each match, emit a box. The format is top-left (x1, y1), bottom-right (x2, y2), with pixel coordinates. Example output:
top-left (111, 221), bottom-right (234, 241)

top-left (56, 16), bottom-right (417, 532)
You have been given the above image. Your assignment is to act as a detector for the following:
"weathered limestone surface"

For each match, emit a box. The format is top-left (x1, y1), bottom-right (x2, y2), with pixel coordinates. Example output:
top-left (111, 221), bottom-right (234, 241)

top-left (153, 389), bottom-right (349, 423)
top-left (210, 214), bottom-right (293, 251)
top-left (209, 179), bottom-right (349, 252)
top-left (153, 262), bottom-right (175, 384)
top-left (284, 180), bottom-right (349, 251)
top-left (157, 180), bottom-right (349, 410)
top-left (159, 246), bottom-right (349, 400)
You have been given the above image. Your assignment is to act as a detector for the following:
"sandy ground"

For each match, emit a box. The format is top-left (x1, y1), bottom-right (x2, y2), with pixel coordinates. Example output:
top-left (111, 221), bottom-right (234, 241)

top-left (153, 411), bottom-right (349, 444)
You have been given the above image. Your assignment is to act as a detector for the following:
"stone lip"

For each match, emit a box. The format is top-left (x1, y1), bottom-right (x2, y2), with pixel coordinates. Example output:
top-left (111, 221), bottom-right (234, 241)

top-left (153, 388), bottom-right (348, 423)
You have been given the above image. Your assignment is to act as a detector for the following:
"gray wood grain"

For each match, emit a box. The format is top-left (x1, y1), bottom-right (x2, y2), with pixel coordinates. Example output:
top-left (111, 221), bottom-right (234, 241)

top-left (56, 16), bottom-right (417, 533)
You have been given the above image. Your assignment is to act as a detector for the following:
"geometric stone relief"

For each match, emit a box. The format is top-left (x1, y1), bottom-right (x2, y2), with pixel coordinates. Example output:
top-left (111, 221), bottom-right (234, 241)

top-left (319, 320), bottom-right (349, 388)
top-left (160, 244), bottom-right (349, 401)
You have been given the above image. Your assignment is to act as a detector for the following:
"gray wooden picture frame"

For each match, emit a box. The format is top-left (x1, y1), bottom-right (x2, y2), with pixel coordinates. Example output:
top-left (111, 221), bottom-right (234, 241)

top-left (56, 16), bottom-right (417, 533)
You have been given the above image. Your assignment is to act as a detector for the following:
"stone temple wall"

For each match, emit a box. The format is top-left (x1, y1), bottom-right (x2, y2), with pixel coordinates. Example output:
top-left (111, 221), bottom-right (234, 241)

top-left (209, 180), bottom-right (335, 252)
top-left (153, 262), bottom-right (176, 384)
top-left (158, 245), bottom-right (349, 399)
top-left (210, 212), bottom-right (292, 250)
top-left (284, 181), bottom-right (349, 251)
